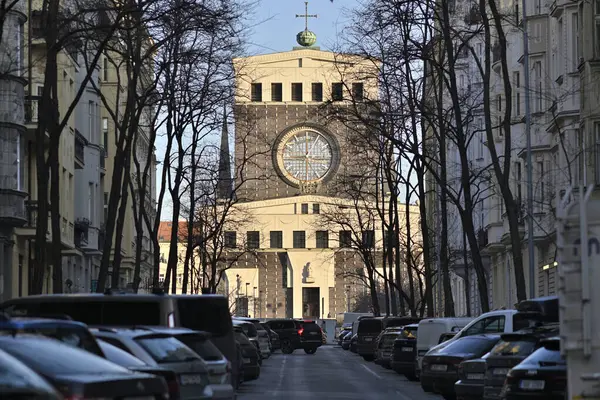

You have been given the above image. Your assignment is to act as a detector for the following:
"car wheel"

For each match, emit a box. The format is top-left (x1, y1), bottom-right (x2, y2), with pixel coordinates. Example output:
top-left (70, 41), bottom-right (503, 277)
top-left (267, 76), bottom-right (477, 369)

top-left (304, 347), bottom-right (317, 354)
top-left (281, 340), bottom-right (294, 354)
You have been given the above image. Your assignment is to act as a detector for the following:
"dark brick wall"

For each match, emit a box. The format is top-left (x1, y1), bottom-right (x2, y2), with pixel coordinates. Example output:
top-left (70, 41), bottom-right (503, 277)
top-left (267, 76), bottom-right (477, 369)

top-left (234, 104), bottom-right (374, 202)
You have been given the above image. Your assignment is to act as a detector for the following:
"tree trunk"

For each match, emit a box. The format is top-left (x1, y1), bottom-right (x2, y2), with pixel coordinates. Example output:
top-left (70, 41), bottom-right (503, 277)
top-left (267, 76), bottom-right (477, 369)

top-left (110, 164), bottom-right (131, 289)
top-left (367, 265), bottom-right (381, 316)
top-left (463, 230), bottom-right (472, 317)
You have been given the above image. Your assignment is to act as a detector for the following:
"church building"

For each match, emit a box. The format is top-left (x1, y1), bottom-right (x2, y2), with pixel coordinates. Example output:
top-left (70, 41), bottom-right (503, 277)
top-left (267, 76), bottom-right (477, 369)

top-left (221, 8), bottom-right (381, 319)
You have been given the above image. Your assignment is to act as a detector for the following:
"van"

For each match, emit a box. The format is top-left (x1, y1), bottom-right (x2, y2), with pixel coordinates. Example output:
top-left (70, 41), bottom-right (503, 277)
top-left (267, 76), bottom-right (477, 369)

top-left (416, 317), bottom-right (473, 375)
top-left (356, 316), bottom-right (421, 361)
top-left (0, 293), bottom-right (240, 388)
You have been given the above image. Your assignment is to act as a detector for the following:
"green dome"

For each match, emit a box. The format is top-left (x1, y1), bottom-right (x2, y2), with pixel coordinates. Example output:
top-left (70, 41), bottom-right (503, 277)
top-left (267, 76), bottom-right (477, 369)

top-left (296, 29), bottom-right (317, 47)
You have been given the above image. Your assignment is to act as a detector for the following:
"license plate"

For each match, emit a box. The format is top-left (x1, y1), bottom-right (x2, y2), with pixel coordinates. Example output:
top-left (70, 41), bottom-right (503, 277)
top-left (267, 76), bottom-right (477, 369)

top-left (431, 364), bottom-right (447, 372)
top-left (124, 397), bottom-right (154, 400)
top-left (364, 337), bottom-right (373, 342)
top-left (402, 347), bottom-right (413, 352)
top-left (180, 374), bottom-right (204, 385)
top-left (467, 373), bottom-right (485, 380)
top-left (242, 358), bottom-right (250, 363)
top-left (519, 380), bottom-right (545, 390)
top-left (309, 332), bottom-right (318, 335)
top-left (493, 368), bottom-right (510, 376)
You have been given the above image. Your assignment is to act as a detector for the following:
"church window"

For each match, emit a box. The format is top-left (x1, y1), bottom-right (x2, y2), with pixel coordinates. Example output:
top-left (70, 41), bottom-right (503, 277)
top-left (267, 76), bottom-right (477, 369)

top-left (301, 203), bottom-right (309, 214)
top-left (270, 231), bottom-right (283, 248)
top-left (316, 231), bottom-right (329, 248)
top-left (251, 83), bottom-right (262, 102)
top-left (271, 83), bottom-right (283, 102)
top-left (247, 231), bottom-right (260, 249)
top-left (312, 83), bottom-right (323, 102)
top-left (352, 83), bottom-right (364, 101)
top-left (293, 231), bottom-right (306, 248)
top-left (291, 83), bottom-right (303, 101)
top-left (332, 82), bottom-right (343, 101)
top-left (224, 231), bottom-right (236, 248)
top-left (362, 230), bottom-right (375, 248)
top-left (339, 231), bottom-right (352, 248)
top-left (313, 203), bottom-right (320, 214)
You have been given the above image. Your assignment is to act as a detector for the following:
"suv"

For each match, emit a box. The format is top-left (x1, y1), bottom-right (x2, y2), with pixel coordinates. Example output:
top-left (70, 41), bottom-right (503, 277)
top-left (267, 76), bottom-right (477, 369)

top-left (265, 319), bottom-right (323, 354)
top-left (0, 293), bottom-right (240, 388)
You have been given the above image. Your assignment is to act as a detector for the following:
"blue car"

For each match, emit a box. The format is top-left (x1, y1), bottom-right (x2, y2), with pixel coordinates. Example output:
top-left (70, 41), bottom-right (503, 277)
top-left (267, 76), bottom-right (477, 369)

top-left (0, 313), bottom-right (104, 357)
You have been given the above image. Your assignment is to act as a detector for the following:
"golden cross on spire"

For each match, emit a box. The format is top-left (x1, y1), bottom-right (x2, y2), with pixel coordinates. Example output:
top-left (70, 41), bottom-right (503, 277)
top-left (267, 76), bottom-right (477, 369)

top-left (296, 1), bottom-right (317, 31)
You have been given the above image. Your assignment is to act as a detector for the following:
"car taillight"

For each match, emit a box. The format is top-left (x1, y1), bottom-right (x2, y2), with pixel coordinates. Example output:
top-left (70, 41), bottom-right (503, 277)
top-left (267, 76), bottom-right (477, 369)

top-left (167, 377), bottom-right (180, 399)
top-left (298, 328), bottom-right (304, 336)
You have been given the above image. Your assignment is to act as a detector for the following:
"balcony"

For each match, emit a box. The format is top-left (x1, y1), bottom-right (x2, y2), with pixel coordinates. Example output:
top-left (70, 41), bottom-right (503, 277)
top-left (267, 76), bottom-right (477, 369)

top-left (74, 218), bottom-right (90, 248)
top-left (75, 130), bottom-right (87, 169)
top-left (0, 189), bottom-right (27, 226)
top-left (24, 95), bottom-right (40, 125)
top-left (477, 229), bottom-right (489, 248)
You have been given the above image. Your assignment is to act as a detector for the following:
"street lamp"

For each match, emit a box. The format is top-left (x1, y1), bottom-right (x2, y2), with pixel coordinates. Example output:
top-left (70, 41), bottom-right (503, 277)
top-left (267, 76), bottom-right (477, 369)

top-left (253, 286), bottom-right (257, 317)
top-left (346, 285), bottom-right (351, 312)
top-left (245, 283), bottom-right (250, 317)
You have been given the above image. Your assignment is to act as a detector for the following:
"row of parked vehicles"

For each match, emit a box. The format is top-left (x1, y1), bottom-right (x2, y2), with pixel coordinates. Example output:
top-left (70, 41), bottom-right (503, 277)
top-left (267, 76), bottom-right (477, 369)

top-left (0, 291), bottom-right (289, 399)
top-left (337, 296), bottom-right (566, 400)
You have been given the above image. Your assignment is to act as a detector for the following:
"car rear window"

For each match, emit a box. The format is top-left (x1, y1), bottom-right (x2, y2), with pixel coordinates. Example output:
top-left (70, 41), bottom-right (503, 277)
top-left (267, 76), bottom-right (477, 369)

top-left (358, 319), bottom-right (382, 333)
top-left (4, 301), bottom-right (161, 326)
top-left (440, 337), bottom-right (499, 356)
top-left (97, 339), bottom-right (147, 367)
top-left (177, 298), bottom-right (231, 338)
top-left (234, 331), bottom-right (251, 345)
top-left (0, 338), bottom-right (129, 376)
top-left (401, 327), bottom-right (417, 339)
top-left (521, 346), bottom-right (565, 365)
top-left (491, 337), bottom-right (538, 357)
top-left (0, 325), bottom-right (103, 357)
top-left (0, 348), bottom-right (58, 394)
top-left (135, 336), bottom-right (202, 364)
top-left (176, 335), bottom-right (224, 362)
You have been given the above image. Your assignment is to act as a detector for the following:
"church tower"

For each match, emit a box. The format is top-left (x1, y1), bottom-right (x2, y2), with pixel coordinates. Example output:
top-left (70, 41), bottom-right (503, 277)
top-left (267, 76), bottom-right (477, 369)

top-left (226, 3), bottom-right (379, 320)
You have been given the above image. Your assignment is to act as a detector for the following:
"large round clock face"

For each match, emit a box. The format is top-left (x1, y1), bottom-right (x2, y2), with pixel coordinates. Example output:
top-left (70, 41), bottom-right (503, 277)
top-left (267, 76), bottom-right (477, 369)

top-left (273, 125), bottom-right (339, 187)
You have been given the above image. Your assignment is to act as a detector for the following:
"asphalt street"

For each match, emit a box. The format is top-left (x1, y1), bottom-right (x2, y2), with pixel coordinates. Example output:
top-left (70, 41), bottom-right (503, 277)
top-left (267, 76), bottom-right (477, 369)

top-left (237, 345), bottom-right (442, 400)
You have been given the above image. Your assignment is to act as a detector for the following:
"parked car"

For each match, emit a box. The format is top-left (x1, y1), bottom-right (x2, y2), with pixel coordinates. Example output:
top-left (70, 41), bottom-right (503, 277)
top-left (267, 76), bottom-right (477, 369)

top-left (97, 338), bottom-right (181, 400)
top-left (341, 330), bottom-right (353, 350)
top-left (233, 320), bottom-right (263, 359)
top-left (356, 316), bottom-right (421, 361)
top-left (0, 314), bottom-right (105, 357)
top-left (0, 335), bottom-right (168, 399)
top-left (233, 325), bottom-right (260, 381)
top-left (483, 327), bottom-right (558, 400)
top-left (0, 293), bottom-right (241, 388)
top-left (0, 347), bottom-right (61, 400)
top-left (350, 333), bottom-right (358, 353)
top-left (234, 317), bottom-right (271, 359)
top-left (138, 326), bottom-right (234, 396)
top-left (503, 337), bottom-right (566, 400)
top-left (375, 327), bottom-right (406, 368)
top-left (261, 323), bottom-right (281, 351)
top-left (338, 328), bottom-right (352, 346)
top-left (454, 352), bottom-right (492, 400)
top-left (91, 327), bottom-right (215, 399)
top-left (390, 323), bottom-right (419, 380)
top-left (264, 318), bottom-right (323, 354)
top-left (421, 334), bottom-right (501, 399)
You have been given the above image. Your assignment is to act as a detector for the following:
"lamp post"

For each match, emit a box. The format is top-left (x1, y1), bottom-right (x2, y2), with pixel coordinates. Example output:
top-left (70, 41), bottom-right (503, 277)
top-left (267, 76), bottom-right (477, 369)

top-left (346, 285), bottom-right (350, 312)
top-left (245, 283), bottom-right (250, 317)
top-left (253, 286), bottom-right (257, 317)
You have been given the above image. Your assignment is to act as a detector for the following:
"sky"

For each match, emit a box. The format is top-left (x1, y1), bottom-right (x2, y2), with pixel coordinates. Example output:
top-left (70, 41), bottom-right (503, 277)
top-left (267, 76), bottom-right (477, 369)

top-left (157, 0), bottom-right (360, 219)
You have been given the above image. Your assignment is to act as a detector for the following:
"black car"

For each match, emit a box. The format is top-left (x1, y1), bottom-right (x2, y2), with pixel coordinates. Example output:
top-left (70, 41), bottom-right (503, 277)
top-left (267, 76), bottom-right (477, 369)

top-left (390, 323), bottom-right (419, 380)
top-left (0, 347), bottom-right (61, 400)
top-left (338, 329), bottom-right (352, 346)
top-left (421, 334), bottom-right (501, 399)
top-left (375, 327), bottom-right (406, 368)
top-left (503, 337), bottom-right (566, 400)
top-left (234, 326), bottom-right (260, 381)
top-left (0, 335), bottom-right (168, 399)
top-left (265, 318), bottom-right (322, 354)
top-left (356, 316), bottom-right (421, 361)
top-left (483, 327), bottom-right (558, 400)
top-left (455, 352), bottom-right (491, 400)
top-left (261, 323), bottom-right (281, 351)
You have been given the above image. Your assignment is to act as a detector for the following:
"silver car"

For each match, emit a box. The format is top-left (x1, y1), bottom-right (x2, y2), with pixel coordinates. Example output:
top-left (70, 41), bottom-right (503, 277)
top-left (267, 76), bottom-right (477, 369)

top-left (91, 328), bottom-right (213, 400)
top-left (233, 318), bottom-right (270, 359)
top-left (138, 327), bottom-right (235, 400)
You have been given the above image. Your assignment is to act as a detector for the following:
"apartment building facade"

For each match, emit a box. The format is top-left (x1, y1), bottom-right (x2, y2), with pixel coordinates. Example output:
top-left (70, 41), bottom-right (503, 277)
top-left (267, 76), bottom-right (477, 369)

top-left (0, 1), bottom-right (157, 299)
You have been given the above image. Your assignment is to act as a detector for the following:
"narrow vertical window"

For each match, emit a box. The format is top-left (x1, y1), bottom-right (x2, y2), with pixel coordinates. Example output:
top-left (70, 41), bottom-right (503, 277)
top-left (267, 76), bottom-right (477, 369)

top-left (332, 82), bottom-right (343, 101)
top-left (352, 83), bottom-right (364, 101)
top-left (271, 83), bottom-right (282, 102)
top-left (251, 83), bottom-right (262, 102)
top-left (291, 83), bottom-right (303, 102)
top-left (312, 83), bottom-right (323, 102)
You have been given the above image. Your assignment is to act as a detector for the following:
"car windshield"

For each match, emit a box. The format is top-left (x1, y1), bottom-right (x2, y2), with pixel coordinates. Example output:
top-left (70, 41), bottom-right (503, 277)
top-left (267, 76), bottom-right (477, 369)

top-left (0, 337), bottom-right (130, 376)
top-left (177, 335), bottom-right (224, 362)
top-left (491, 337), bottom-right (538, 357)
top-left (358, 319), bottom-right (382, 333)
top-left (438, 337), bottom-right (499, 356)
top-left (97, 339), bottom-right (147, 367)
top-left (521, 346), bottom-right (565, 366)
top-left (135, 336), bottom-right (202, 364)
